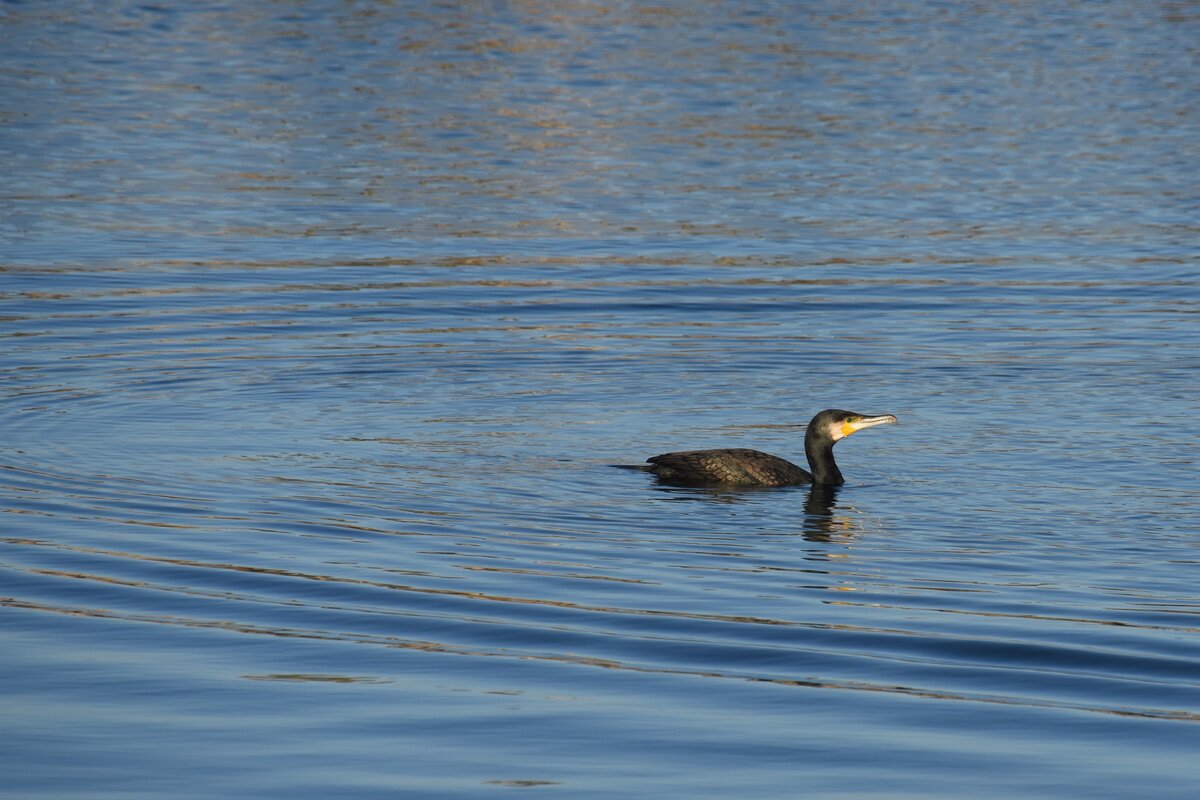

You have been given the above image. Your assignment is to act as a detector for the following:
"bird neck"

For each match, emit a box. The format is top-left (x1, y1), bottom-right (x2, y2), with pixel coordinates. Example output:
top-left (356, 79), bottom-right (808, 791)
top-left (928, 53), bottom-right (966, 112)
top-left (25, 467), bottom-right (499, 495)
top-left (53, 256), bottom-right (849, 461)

top-left (804, 434), bottom-right (844, 486)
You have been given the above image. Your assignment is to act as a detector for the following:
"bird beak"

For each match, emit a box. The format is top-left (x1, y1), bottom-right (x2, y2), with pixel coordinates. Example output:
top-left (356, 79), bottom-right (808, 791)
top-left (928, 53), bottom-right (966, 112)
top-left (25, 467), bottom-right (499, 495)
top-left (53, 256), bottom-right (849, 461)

top-left (842, 414), bottom-right (898, 438)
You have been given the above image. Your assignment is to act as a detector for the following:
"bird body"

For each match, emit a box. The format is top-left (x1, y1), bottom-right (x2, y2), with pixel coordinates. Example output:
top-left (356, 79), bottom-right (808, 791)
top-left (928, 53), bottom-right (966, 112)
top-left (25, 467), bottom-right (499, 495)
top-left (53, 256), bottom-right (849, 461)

top-left (647, 448), bottom-right (811, 487)
top-left (642, 409), bottom-right (897, 487)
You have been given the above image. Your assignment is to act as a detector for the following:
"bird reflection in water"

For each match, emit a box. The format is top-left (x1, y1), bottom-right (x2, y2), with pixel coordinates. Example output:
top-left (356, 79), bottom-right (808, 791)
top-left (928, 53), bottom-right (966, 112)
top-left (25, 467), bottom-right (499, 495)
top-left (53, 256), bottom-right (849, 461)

top-left (800, 484), bottom-right (856, 542)
top-left (646, 481), bottom-right (860, 543)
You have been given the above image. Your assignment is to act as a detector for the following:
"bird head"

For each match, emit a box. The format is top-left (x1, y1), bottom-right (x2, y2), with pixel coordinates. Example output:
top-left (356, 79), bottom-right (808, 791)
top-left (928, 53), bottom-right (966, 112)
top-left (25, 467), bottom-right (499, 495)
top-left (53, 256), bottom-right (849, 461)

top-left (812, 409), bottom-right (898, 443)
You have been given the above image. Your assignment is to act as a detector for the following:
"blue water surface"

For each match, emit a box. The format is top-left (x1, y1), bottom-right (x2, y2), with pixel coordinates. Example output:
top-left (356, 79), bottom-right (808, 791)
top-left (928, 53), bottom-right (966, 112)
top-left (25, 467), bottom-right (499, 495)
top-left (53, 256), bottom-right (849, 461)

top-left (2, 2), bottom-right (1199, 798)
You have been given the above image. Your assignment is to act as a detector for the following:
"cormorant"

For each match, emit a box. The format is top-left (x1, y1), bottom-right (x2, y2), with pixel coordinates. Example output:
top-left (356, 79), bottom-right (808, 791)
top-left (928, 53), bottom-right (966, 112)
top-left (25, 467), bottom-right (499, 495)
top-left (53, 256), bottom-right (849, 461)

top-left (642, 409), bottom-right (897, 487)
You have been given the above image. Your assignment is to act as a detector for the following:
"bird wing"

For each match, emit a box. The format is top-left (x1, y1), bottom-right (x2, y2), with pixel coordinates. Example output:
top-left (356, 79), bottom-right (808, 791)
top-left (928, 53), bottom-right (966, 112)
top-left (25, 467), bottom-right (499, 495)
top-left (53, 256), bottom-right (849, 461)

top-left (648, 449), bottom-right (810, 485)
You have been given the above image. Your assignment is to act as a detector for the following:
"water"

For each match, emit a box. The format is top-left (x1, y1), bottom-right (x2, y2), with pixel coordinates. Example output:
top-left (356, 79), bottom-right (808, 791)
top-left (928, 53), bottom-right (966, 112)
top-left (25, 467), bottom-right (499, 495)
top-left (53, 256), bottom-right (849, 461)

top-left (2, 1), bottom-right (1199, 797)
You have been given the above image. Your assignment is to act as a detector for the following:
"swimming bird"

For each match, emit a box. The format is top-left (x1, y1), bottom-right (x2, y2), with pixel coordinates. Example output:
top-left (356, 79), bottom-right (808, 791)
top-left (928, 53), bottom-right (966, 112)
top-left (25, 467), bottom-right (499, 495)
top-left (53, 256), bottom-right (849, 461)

top-left (642, 409), bottom-right (897, 487)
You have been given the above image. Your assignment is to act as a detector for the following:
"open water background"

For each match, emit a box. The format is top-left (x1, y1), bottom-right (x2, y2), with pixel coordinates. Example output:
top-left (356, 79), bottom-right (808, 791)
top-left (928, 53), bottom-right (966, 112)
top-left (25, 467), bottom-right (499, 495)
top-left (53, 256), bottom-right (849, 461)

top-left (2, 1), bottom-right (1199, 797)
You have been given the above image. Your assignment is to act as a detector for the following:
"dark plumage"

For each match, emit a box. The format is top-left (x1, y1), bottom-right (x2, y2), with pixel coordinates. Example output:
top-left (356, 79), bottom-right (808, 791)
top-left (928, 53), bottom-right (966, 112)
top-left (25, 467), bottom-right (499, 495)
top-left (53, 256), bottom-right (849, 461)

top-left (644, 408), bottom-right (897, 487)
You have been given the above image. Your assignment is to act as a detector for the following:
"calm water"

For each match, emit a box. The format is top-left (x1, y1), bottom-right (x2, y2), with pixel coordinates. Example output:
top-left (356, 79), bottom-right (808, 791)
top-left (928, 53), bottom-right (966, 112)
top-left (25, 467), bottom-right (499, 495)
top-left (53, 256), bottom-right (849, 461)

top-left (3, 1), bottom-right (1199, 797)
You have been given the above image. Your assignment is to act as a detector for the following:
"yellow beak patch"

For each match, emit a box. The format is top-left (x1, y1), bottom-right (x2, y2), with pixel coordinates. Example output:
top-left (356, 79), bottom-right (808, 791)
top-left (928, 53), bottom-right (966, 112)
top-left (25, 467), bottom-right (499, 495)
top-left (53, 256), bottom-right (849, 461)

top-left (841, 421), bottom-right (857, 438)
